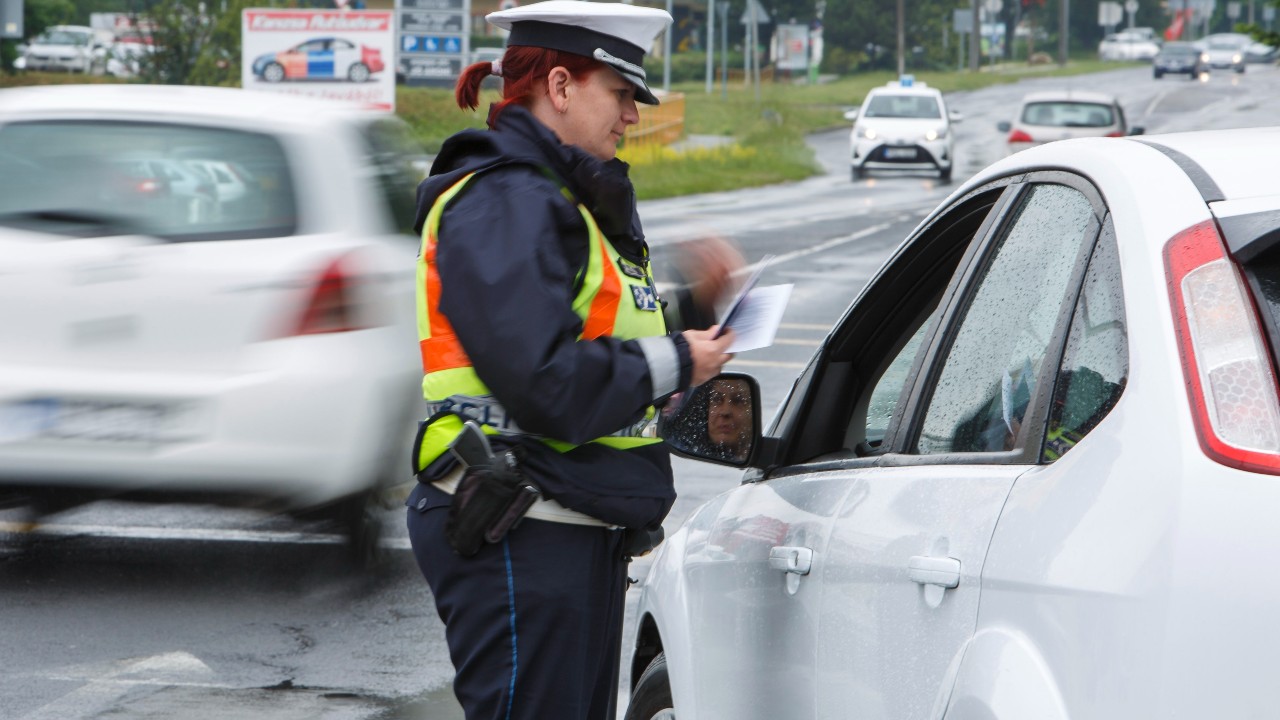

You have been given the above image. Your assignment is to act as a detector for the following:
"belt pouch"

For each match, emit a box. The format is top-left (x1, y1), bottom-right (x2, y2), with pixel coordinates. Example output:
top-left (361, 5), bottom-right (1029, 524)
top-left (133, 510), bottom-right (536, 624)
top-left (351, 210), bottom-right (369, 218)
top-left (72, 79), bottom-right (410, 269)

top-left (445, 464), bottom-right (539, 556)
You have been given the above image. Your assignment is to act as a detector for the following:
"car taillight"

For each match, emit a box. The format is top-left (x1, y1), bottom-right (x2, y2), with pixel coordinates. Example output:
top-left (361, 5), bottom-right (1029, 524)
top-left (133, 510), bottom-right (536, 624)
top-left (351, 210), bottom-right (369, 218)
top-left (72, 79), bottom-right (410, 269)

top-left (1008, 129), bottom-right (1033, 144)
top-left (1105, 131), bottom-right (1124, 138)
top-left (1165, 220), bottom-right (1280, 473)
top-left (290, 255), bottom-right (368, 336)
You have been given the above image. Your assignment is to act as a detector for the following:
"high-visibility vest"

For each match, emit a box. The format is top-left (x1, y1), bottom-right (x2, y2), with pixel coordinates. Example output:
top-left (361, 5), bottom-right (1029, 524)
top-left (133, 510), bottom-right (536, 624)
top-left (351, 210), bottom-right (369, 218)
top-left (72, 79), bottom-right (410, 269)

top-left (415, 170), bottom-right (667, 472)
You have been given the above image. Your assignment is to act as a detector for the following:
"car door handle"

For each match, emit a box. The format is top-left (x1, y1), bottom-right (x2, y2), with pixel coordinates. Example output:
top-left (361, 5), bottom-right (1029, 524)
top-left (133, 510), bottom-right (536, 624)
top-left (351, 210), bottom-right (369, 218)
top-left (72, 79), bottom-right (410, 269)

top-left (768, 546), bottom-right (812, 576)
top-left (907, 555), bottom-right (961, 588)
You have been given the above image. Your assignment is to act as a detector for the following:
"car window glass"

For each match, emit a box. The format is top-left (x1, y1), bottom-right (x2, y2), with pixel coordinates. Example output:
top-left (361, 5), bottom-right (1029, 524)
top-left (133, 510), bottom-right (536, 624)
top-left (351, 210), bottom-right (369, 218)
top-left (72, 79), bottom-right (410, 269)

top-left (866, 314), bottom-right (933, 444)
top-left (1023, 102), bottom-right (1115, 128)
top-left (358, 118), bottom-right (424, 236)
top-left (916, 184), bottom-right (1095, 455)
top-left (1043, 222), bottom-right (1127, 461)
top-left (864, 94), bottom-right (941, 119)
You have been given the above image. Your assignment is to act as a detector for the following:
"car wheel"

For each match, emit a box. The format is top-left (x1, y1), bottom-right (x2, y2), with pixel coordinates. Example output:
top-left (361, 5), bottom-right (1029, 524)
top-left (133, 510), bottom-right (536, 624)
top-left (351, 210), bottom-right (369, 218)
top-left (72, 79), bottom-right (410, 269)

top-left (939, 166), bottom-right (953, 184)
top-left (338, 489), bottom-right (386, 571)
top-left (1235, 64), bottom-right (1246, 74)
top-left (852, 166), bottom-right (864, 182)
top-left (1154, 70), bottom-right (1163, 79)
top-left (624, 652), bottom-right (674, 720)
top-left (262, 62), bottom-right (285, 83)
top-left (348, 62), bottom-right (370, 83)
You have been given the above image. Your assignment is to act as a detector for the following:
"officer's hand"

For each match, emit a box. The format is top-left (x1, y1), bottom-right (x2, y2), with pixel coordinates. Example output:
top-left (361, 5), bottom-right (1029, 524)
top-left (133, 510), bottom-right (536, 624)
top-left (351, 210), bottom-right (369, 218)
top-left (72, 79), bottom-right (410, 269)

top-left (683, 326), bottom-right (735, 387)
top-left (675, 236), bottom-right (745, 311)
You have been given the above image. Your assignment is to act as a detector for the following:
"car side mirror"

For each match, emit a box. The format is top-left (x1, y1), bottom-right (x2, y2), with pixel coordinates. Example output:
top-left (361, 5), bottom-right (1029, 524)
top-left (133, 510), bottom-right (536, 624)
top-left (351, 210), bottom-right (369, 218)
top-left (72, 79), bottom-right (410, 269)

top-left (1129, 126), bottom-right (1145, 136)
top-left (658, 373), bottom-right (761, 467)
top-left (949, 111), bottom-right (964, 123)
top-left (996, 120), bottom-right (1011, 133)
top-left (843, 109), bottom-right (859, 121)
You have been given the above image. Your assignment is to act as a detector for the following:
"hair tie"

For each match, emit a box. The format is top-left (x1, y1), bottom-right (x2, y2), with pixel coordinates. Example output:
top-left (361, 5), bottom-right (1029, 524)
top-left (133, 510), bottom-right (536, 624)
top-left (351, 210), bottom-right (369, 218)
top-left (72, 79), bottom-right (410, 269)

top-left (490, 59), bottom-right (503, 77)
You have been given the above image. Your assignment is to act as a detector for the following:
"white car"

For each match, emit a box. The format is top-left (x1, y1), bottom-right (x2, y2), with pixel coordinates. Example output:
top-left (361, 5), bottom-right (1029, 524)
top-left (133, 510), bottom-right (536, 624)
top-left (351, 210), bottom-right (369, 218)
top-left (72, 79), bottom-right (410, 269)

top-left (20, 25), bottom-right (109, 73)
top-left (1097, 30), bottom-right (1161, 61)
top-left (0, 85), bottom-right (426, 562)
top-left (105, 40), bottom-right (155, 78)
top-left (1196, 33), bottom-right (1250, 72)
top-left (845, 78), bottom-right (962, 183)
top-left (626, 126), bottom-right (1280, 719)
top-left (998, 90), bottom-right (1143, 154)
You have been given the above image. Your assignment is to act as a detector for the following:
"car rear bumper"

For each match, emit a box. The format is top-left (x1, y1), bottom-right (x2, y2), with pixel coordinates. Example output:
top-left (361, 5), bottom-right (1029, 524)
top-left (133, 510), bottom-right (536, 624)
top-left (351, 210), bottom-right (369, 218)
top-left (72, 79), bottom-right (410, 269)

top-left (0, 336), bottom-right (418, 507)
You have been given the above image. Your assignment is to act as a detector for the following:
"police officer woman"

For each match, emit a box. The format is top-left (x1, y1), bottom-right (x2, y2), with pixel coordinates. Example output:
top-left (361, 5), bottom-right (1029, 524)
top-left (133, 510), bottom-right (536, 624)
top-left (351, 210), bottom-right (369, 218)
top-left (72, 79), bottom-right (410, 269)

top-left (404, 2), bottom-right (738, 718)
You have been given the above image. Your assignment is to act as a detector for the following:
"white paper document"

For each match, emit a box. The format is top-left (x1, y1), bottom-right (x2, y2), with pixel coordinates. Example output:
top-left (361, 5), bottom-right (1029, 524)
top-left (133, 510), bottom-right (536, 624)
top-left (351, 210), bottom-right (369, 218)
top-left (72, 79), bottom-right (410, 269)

top-left (722, 283), bottom-right (793, 353)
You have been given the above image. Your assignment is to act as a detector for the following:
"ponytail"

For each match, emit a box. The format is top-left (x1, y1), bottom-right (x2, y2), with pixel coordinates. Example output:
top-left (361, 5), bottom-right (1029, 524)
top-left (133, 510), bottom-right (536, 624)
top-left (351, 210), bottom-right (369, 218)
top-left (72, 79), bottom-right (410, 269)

top-left (453, 46), bottom-right (604, 127)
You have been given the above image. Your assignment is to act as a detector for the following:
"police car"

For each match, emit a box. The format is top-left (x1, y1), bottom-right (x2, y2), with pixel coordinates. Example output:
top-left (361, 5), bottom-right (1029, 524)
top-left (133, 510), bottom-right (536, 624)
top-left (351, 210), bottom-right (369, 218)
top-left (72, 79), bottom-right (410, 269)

top-left (844, 77), bottom-right (962, 183)
top-left (0, 85), bottom-right (424, 563)
top-left (625, 126), bottom-right (1280, 719)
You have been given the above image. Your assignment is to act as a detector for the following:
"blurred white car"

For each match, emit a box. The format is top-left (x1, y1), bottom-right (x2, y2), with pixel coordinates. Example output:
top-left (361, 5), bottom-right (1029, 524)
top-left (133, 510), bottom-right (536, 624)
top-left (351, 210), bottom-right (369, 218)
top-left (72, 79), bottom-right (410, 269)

top-left (0, 85), bottom-right (426, 561)
top-left (844, 78), bottom-right (963, 183)
top-left (1196, 33), bottom-right (1252, 72)
top-left (627, 126), bottom-right (1280, 719)
top-left (20, 25), bottom-right (110, 73)
top-left (998, 90), bottom-right (1143, 154)
top-left (105, 40), bottom-right (154, 78)
top-left (1098, 30), bottom-right (1161, 61)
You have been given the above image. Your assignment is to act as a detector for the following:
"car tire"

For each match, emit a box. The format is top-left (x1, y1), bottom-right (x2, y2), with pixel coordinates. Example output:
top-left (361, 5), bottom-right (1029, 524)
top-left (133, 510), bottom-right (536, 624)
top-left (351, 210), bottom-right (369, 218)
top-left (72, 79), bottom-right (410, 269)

top-left (348, 63), bottom-right (371, 83)
top-left (1235, 65), bottom-right (1245, 74)
top-left (1154, 70), bottom-right (1163, 79)
top-left (852, 166), bottom-right (864, 182)
top-left (262, 62), bottom-right (285, 83)
top-left (624, 652), bottom-right (674, 720)
top-left (939, 166), bottom-right (952, 184)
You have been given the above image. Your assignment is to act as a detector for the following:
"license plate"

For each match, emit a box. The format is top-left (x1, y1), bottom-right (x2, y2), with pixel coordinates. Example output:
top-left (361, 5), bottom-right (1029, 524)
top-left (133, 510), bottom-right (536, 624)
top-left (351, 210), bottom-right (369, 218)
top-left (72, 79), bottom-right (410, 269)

top-left (0, 398), bottom-right (169, 444)
top-left (884, 147), bottom-right (917, 159)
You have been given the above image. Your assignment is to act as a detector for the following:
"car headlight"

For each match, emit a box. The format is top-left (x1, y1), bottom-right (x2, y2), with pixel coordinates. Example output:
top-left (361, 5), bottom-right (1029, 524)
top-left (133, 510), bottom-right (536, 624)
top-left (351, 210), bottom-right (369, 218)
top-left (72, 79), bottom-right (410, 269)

top-left (861, 127), bottom-right (877, 140)
top-left (925, 128), bottom-right (947, 141)
top-left (1233, 53), bottom-right (1242, 63)
top-left (1201, 53), bottom-right (1210, 62)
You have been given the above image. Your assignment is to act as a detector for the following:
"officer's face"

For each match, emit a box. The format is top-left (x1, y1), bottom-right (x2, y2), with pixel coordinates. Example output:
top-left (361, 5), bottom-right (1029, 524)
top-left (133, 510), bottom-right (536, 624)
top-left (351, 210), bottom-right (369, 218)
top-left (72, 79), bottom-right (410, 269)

top-left (562, 68), bottom-right (640, 161)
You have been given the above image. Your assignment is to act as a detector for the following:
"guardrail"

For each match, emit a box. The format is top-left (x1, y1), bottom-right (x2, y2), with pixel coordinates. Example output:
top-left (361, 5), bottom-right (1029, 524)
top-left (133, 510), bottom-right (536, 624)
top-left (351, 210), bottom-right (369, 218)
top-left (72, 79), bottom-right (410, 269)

top-left (622, 92), bottom-right (685, 150)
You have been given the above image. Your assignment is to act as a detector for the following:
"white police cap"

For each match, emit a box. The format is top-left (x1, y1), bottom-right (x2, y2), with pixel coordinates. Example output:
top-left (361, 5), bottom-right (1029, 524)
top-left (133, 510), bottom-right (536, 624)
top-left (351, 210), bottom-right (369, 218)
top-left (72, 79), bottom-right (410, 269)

top-left (487, 0), bottom-right (672, 105)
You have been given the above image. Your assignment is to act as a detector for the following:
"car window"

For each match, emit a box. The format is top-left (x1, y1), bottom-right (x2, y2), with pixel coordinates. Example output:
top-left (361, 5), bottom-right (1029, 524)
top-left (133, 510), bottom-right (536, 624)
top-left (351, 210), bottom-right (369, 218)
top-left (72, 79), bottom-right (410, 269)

top-left (915, 183), bottom-right (1096, 455)
top-left (0, 121), bottom-right (297, 241)
top-left (865, 311), bottom-right (934, 444)
top-left (864, 94), bottom-right (941, 119)
top-left (1043, 220), bottom-right (1127, 461)
top-left (1022, 102), bottom-right (1115, 128)
top-left (358, 118), bottom-right (424, 236)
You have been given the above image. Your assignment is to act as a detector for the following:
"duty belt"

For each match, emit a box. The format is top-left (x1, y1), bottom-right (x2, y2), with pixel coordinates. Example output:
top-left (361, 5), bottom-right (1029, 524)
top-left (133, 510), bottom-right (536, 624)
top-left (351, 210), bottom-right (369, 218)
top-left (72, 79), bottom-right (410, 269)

top-left (426, 394), bottom-right (658, 439)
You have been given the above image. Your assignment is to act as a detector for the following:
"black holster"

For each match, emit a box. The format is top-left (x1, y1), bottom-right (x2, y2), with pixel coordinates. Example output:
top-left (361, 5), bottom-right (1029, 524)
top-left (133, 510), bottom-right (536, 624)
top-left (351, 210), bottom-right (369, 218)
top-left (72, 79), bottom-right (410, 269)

top-left (444, 455), bottom-right (540, 557)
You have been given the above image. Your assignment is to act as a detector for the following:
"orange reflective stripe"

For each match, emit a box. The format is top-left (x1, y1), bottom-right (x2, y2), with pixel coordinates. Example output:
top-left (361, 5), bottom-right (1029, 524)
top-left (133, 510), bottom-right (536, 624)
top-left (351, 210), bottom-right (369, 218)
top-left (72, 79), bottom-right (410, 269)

top-left (581, 232), bottom-right (621, 339)
top-left (420, 196), bottom-right (472, 372)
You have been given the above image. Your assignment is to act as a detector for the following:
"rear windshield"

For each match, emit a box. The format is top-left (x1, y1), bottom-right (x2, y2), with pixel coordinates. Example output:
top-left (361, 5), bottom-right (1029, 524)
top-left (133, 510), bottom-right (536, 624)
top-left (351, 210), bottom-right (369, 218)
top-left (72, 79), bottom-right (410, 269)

top-left (863, 93), bottom-right (941, 119)
top-left (1021, 102), bottom-right (1115, 128)
top-left (0, 121), bottom-right (297, 240)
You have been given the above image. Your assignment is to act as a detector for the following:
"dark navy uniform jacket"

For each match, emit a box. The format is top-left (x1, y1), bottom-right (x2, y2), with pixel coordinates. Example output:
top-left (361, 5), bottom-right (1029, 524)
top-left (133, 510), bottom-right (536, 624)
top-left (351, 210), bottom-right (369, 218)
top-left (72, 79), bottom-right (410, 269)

top-left (410, 104), bottom-right (694, 531)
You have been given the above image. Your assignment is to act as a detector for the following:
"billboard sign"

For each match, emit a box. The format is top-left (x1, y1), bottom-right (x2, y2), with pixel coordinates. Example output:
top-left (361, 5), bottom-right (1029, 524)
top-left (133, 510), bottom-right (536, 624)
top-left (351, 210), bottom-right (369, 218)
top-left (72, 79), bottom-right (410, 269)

top-left (1, 0), bottom-right (22, 40)
top-left (398, 0), bottom-right (470, 87)
top-left (241, 9), bottom-right (396, 111)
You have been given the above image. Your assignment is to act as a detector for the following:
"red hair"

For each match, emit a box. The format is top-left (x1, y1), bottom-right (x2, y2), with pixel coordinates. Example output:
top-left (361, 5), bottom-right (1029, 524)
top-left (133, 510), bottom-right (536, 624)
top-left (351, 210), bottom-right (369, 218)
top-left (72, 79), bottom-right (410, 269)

top-left (455, 46), bottom-right (604, 126)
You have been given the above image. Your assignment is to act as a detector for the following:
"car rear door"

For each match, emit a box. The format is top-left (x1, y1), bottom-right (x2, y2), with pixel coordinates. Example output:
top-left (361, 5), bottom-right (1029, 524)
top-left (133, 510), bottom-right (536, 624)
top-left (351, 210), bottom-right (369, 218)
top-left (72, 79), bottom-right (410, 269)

top-left (809, 175), bottom-right (1108, 718)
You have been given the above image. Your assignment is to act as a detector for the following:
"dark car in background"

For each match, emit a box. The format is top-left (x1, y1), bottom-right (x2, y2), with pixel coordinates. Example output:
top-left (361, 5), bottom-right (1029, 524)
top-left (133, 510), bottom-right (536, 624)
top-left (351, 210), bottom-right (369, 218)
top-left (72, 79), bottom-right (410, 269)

top-left (1153, 41), bottom-right (1208, 79)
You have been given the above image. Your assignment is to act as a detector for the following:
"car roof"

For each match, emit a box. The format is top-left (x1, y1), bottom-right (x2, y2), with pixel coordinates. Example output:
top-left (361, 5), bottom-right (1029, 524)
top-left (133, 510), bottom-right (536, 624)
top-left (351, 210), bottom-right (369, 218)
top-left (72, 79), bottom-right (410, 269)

top-left (0, 84), bottom-right (384, 131)
top-left (866, 84), bottom-right (943, 98)
top-left (1019, 90), bottom-right (1117, 105)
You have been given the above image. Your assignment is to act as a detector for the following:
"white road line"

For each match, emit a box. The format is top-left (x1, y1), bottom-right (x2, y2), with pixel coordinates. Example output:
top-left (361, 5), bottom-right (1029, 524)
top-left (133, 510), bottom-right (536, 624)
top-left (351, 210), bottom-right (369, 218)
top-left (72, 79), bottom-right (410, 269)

top-left (20, 653), bottom-right (220, 720)
top-left (727, 359), bottom-right (809, 369)
top-left (779, 323), bottom-right (833, 331)
top-left (771, 338), bottom-right (823, 346)
top-left (0, 521), bottom-right (413, 551)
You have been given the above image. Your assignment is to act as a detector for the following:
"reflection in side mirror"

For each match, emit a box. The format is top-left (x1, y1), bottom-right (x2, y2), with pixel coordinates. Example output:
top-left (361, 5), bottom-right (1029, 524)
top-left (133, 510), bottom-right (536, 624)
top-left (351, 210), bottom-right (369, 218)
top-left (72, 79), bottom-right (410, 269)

top-left (949, 111), bottom-right (964, 123)
top-left (658, 373), bottom-right (760, 467)
top-left (996, 120), bottom-right (1011, 133)
top-left (1129, 126), bottom-right (1145, 136)
top-left (843, 109), bottom-right (859, 122)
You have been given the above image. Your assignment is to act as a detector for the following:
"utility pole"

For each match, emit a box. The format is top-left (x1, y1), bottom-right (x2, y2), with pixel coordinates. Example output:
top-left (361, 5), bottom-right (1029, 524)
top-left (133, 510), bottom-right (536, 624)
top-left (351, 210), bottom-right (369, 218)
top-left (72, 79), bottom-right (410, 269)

top-left (1058, 0), bottom-right (1069, 65)
top-left (663, 0), bottom-right (672, 91)
top-left (970, 0), bottom-right (980, 70)
top-left (705, 0), bottom-right (714, 93)
top-left (896, 0), bottom-right (905, 76)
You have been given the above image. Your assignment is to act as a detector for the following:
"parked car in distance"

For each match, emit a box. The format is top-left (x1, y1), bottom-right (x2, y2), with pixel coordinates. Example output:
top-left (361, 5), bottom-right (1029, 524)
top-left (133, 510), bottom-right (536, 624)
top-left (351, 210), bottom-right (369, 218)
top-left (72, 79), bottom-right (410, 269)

top-left (20, 25), bottom-right (110, 74)
top-left (1197, 33), bottom-right (1248, 72)
top-left (625, 125), bottom-right (1280, 720)
top-left (252, 37), bottom-right (385, 83)
top-left (998, 90), bottom-right (1143, 154)
top-left (843, 77), bottom-right (962, 183)
top-left (1152, 41), bottom-right (1208, 79)
top-left (0, 85), bottom-right (427, 565)
top-left (105, 40), bottom-right (155, 78)
top-left (1098, 30), bottom-right (1161, 61)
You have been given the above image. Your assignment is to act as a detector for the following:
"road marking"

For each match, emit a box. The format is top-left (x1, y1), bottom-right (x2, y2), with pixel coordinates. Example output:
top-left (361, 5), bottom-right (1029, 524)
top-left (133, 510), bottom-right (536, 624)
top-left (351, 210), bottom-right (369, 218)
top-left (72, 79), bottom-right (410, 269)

top-left (779, 323), bottom-right (832, 331)
top-left (771, 338), bottom-right (822, 346)
top-left (0, 521), bottom-right (413, 551)
top-left (20, 652), bottom-right (221, 720)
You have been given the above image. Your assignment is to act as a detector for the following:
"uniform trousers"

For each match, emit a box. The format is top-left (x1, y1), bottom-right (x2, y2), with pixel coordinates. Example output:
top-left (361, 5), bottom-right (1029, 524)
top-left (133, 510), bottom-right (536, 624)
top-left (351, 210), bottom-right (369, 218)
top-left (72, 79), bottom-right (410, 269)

top-left (407, 483), bottom-right (630, 720)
